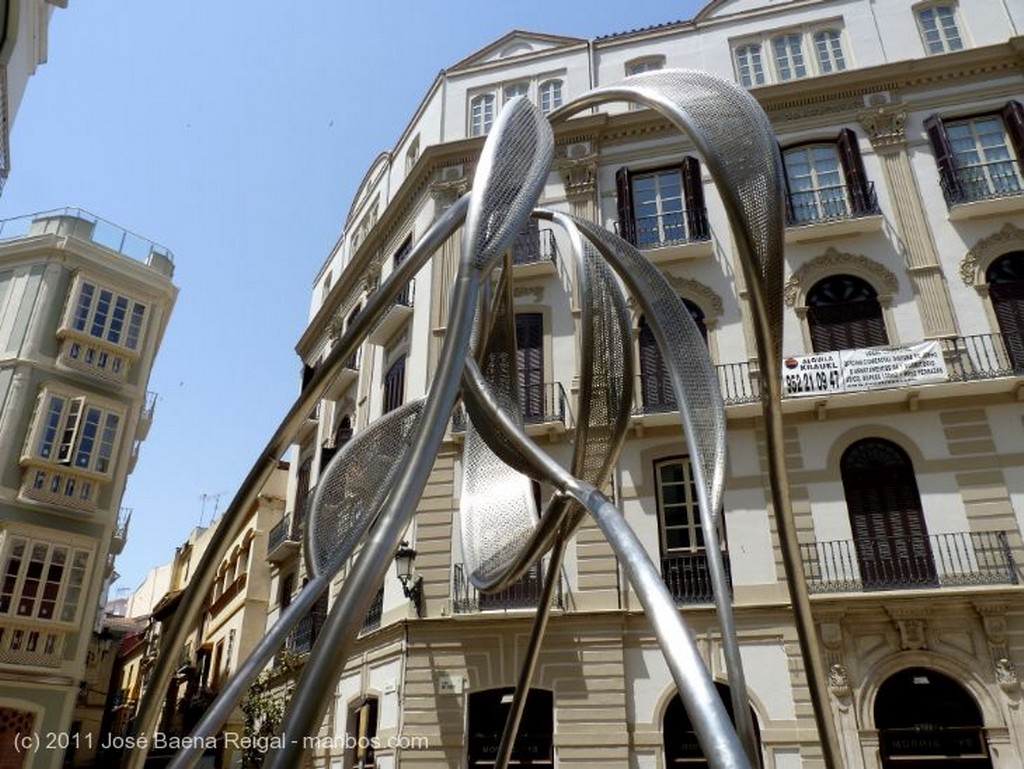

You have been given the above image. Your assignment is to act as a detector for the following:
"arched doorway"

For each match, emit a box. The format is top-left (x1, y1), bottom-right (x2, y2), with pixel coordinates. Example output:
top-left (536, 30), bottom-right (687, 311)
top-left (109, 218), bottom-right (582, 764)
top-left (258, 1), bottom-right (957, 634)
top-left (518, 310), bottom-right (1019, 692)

top-left (662, 682), bottom-right (762, 767)
top-left (986, 250), bottom-right (1024, 371)
top-left (841, 438), bottom-right (936, 590)
top-left (467, 688), bottom-right (553, 767)
top-left (806, 274), bottom-right (888, 352)
top-left (876, 668), bottom-right (991, 768)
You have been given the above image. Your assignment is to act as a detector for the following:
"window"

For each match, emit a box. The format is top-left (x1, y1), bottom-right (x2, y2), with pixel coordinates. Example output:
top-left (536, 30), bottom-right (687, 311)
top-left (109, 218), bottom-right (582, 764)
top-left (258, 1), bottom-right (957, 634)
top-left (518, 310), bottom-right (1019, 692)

top-left (841, 439), bottom-right (935, 589)
top-left (783, 129), bottom-right (876, 223)
top-left (67, 279), bottom-right (148, 352)
top-left (925, 103), bottom-right (1024, 205)
top-left (615, 159), bottom-right (708, 248)
top-left (626, 56), bottom-right (665, 77)
top-left (27, 389), bottom-right (122, 476)
top-left (393, 236), bottom-right (413, 307)
top-left (470, 94), bottom-right (495, 136)
top-left (638, 301), bottom-right (706, 413)
top-left (383, 355), bottom-right (406, 414)
top-left (0, 533), bottom-right (91, 623)
top-left (347, 698), bottom-right (378, 768)
top-left (293, 456), bottom-right (313, 527)
top-left (515, 313), bottom-right (544, 421)
top-left (655, 456), bottom-right (723, 604)
top-left (735, 44), bottom-right (765, 87)
top-left (916, 4), bottom-right (964, 55)
top-left (405, 136), bottom-right (420, 174)
top-left (538, 79), bottom-right (563, 114)
top-left (733, 25), bottom-right (846, 86)
top-left (503, 81), bottom-right (529, 101)
top-left (467, 688), bottom-right (553, 768)
top-left (986, 251), bottom-right (1024, 371)
top-left (813, 30), bottom-right (846, 73)
top-left (772, 33), bottom-right (807, 81)
top-left (806, 274), bottom-right (888, 352)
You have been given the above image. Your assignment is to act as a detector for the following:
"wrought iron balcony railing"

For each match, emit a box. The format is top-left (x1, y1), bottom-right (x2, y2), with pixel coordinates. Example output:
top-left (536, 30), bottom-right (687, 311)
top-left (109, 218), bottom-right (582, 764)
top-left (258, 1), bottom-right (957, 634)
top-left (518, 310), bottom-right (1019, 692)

top-left (661, 551), bottom-right (731, 605)
top-left (452, 381), bottom-right (571, 432)
top-left (786, 182), bottom-right (880, 225)
top-left (617, 208), bottom-right (711, 249)
top-left (394, 277), bottom-right (415, 309)
top-left (634, 362), bottom-right (761, 415)
top-left (361, 587), bottom-right (384, 633)
top-left (940, 158), bottom-right (1024, 206)
top-left (941, 332), bottom-right (1024, 379)
top-left (452, 563), bottom-right (563, 613)
top-left (800, 530), bottom-right (1018, 594)
top-left (511, 228), bottom-right (558, 267)
top-left (267, 514), bottom-right (299, 557)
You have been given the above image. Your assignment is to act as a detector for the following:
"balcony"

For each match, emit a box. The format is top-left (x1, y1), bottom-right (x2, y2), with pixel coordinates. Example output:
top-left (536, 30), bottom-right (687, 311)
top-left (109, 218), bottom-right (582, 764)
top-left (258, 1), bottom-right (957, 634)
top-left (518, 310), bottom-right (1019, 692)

top-left (360, 587), bottom-right (384, 634)
top-left (617, 208), bottom-right (713, 263)
top-left (0, 622), bottom-right (66, 668)
top-left (633, 362), bottom-right (760, 421)
top-left (785, 182), bottom-right (883, 243)
top-left (267, 514), bottom-right (300, 563)
top-left (452, 563), bottom-right (563, 614)
top-left (942, 159), bottom-right (1024, 220)
top-left (511, 228), bottom-right (558, 277)
top-left (452, 382), bottom-right (571, 437)
top-left (1, 207), bottom-right (175, 276)
top-left (368, 279), bottom-right (415, 345)
top-left (800, 531), bottom-right (1018, 594)
top-left (136, 391), bottom-right (158, 441)
top-left (322, 348), bottom-right (360, 401)
top-left (110, 507), bottom-right (132, 555)
top-left (661, 551), bottom-right (731, 605)
top-left (285, 613), bottom-right (317, 656)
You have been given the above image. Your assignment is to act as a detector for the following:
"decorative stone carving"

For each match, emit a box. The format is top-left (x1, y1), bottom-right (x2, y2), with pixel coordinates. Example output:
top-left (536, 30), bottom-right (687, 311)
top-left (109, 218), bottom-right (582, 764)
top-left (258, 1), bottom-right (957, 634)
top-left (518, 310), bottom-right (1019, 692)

top-left (555, 141), bottom-right (599, 200)
top-left (829, 663), bottom-right (852, 701)
top-left (768, 97), bottom-right (866, 124)
top-left (663, 275), bottom-right (724, 316)
top-left (784, 248), bottom-right (900, 306)
top-left (996, 658), bottom-right (1021, 694)
top-left (859, 107), bottom-right (908, 149)
top-left (961, 222), bottom-right (1024, 286)
top-left (895, 619), bottom-right (927, 651)
top-left (429, 168), bottom-right (472, 209)
top-left (513, 284), bottom-right (544, 303)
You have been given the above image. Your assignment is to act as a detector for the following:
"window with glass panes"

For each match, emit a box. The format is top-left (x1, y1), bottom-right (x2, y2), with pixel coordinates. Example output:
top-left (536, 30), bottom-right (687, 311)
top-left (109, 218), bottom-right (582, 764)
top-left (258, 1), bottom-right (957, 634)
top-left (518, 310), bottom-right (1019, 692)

top-left (70, 280), bottom-right (147, 351)
top-left (631, 170), bottom-right (686, 248)
top-left (470, 94), bottom-right (495, 136)
top-left (655, 457), bottom-right (703, 555)
top-left (503, 82), bottom-right (528, 101)
top-left (539, 79), bottom-right (563, 114)
top-left (946, 115), bottom-right (1023, 198)
top-left (34, 393), bottom-right (121, 475)
top-left (383, 355), bottom-right (406, 414)
top-left (772, 33), bottom-right (807, 81)
top-left (735, 44), bottom-right (765, 87)
top-left (814, 30), bottom-right (846, 73)
top-left (916, 4), bottom-right (963, 54)
top-left (784, 144), bottom-right (848, 223)
top-left (0, 534), bottom-right (90, 623)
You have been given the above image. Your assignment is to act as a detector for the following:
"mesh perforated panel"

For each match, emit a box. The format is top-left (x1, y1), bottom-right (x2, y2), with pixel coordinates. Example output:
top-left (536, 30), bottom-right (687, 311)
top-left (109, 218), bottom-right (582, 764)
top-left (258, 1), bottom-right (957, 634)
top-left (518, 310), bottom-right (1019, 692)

top-left (305, 399), bottom-right (424, 578)
top-left (465, 97), bottom-right (554, 271)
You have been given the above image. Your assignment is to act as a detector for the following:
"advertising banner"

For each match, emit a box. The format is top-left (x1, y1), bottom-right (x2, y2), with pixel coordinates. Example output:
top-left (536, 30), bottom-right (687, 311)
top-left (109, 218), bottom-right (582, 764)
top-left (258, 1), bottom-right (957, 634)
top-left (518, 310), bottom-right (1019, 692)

top-left (782, 342), bottom-right (948, 398)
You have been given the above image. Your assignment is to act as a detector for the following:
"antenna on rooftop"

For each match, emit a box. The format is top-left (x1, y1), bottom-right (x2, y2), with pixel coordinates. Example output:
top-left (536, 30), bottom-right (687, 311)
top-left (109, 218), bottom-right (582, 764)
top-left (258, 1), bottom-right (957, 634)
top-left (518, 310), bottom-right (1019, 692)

top-left (198, 491), bottom-right (228, 526)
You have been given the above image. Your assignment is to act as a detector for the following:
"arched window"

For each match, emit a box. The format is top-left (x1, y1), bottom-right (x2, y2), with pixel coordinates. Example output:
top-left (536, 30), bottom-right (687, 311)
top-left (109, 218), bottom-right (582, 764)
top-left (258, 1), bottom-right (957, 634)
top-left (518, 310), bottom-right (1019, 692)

top-left (841, 439), bottom-right (935, 589)
top-left (467, 688), bottom-right (553, 767)
top-left (663, 683), bottom-right (761, 767)
top-left (875, 667), bottom-right (990, 768)
top-left (806, 274), bottom-right (888, 352)
top-left (538, 80), bottom-right (563, 114)
top-left (639, 300), bottom-right (706, 413)
top-left (986, 250), bottom-right (1024, 370)
top-left (470, 94), bottom-right (495, 136)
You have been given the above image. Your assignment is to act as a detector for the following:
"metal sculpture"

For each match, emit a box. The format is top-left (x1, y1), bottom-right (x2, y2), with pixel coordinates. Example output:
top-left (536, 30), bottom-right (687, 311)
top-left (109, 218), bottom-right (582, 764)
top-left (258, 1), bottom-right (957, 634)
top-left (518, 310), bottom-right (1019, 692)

top-left (133, 69), bottom-right (832, 769)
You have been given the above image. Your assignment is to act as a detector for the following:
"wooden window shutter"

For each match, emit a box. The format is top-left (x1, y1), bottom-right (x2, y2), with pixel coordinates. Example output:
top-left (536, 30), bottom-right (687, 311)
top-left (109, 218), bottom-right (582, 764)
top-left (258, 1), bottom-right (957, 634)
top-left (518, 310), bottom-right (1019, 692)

top-left (836, 128), bottom-right (871, 213)
top-left (615, 167), bottom-right (636, 245)
top-left (681, 156), bottom-right (709, 240)
top-left (1000, 100), bottom-right (1024, 162)
top-left (923, 114), bottom-right (963, 202)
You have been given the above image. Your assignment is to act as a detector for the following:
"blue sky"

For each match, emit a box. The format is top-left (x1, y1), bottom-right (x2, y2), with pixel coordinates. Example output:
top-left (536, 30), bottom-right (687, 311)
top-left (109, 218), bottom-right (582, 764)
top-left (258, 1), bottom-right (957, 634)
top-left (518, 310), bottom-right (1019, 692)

top-left (3, 1), bottom-right (705, 595)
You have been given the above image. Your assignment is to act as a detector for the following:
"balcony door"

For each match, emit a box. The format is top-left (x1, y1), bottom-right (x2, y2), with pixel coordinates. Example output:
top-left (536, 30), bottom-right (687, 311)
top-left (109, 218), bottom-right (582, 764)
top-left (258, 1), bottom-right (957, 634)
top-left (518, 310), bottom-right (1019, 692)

top-left (986, 251), bottom-right (1024, 371)
top-left (515, 313), bottom-right (544, 422)
top-left (467, 688), bottom-right (553, 767)
top-left (807, 274), bottom-right (888, 352)
top-left (841, 439), bottom-right (936, 590)
top-left (663, 683), bottom-right (761, 767)
top-left (639, 300), bottom-right (706, 413)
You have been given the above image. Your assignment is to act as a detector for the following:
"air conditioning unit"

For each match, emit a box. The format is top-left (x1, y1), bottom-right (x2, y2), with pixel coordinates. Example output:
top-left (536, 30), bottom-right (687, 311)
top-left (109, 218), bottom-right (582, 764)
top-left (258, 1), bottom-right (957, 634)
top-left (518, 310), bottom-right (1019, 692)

top-left (863, 91), bottom-right (892, 108)
top-left (566, 141), bottom-right (591, 159)
top-left (440, 165), bottom-right (464, 182)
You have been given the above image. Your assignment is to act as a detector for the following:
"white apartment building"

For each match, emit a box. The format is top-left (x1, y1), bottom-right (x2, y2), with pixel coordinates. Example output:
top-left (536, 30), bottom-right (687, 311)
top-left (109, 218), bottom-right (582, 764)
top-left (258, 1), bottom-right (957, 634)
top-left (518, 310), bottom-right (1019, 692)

top-left (269, 1), bottom-right (1024, 767)
top-left (0, 209), bottom-right (176, 769)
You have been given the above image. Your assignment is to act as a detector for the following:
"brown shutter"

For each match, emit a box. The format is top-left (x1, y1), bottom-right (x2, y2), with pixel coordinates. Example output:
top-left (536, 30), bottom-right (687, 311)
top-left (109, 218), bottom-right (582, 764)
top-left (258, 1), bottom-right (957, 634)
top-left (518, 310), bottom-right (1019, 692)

top-left (1001, 100), bottom-right (1024, 162)
top-left (924, 114), bottom-right (963, 202)
top-left (836, 128), bottom-right (871, 214)
top-left (615, 167), bottom-right (636, 245)
top-left (681, 156), bottom-right (709, 240)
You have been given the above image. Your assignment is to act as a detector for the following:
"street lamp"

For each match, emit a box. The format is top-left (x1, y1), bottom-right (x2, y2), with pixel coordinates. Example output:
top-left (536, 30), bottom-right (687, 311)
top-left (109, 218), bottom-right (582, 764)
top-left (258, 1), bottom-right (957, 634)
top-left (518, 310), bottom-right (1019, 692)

top-left (394, 540), bottom-right (423, 616)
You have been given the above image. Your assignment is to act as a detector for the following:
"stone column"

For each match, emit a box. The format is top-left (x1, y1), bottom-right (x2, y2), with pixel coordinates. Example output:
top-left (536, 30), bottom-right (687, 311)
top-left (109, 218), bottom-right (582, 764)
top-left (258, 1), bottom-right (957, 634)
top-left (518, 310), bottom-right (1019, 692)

top-left (859, 106), bottom-right (958, 337)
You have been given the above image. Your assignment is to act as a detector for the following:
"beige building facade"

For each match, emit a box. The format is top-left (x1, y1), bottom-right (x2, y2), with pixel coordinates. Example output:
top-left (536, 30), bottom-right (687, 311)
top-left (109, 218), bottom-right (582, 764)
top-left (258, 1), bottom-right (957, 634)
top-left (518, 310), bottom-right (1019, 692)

top-left (266, 1), bottom-right (1024, 768)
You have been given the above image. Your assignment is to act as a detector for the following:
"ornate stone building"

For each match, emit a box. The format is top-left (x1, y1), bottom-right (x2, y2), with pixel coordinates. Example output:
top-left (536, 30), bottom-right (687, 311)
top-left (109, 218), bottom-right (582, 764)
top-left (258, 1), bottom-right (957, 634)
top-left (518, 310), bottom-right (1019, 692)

top-left (270, 1), bottom-right (1024, 767)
